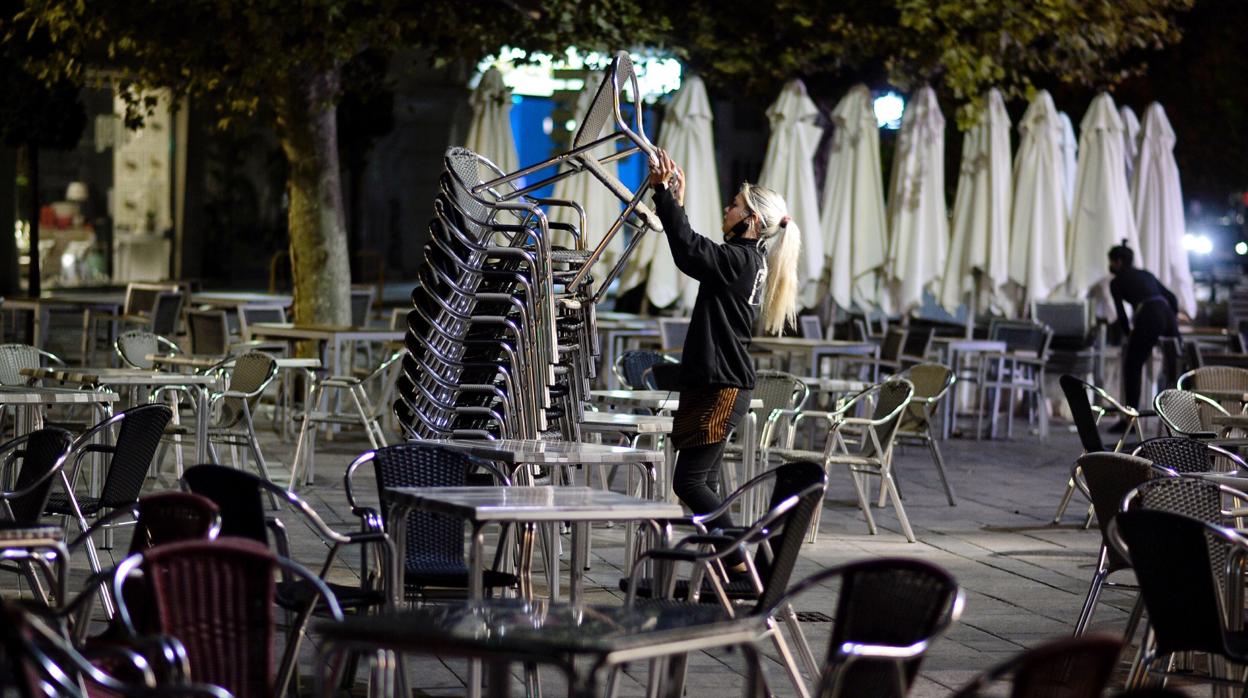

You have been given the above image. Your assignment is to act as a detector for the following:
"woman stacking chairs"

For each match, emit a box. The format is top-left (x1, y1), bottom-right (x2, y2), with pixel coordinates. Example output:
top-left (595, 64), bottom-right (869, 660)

top-left (397, 54), bottom-right (663, 445)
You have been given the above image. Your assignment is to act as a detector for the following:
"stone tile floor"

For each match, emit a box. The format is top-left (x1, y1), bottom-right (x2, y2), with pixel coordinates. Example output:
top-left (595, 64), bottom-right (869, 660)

top-left (7, 411), bottom-right (1180, 696)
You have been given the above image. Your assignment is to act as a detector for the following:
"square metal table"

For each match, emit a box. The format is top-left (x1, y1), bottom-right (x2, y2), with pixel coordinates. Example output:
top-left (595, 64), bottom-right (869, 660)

top-left (748, 336), bottom-right (878, 378)
top-left (316, 599), bottom-right (766, 698)
top-left (382, 485), bottom-right (680, 605)
top-left (248, 322), bottom-right (403, 377)
top-left (1, 292), bottom-right (126, 361)
top-left (22, 367), bottom-right (220, 463)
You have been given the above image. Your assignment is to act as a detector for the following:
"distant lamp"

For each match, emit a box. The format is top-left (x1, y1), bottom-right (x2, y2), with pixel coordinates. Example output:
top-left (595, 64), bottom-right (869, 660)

top-left (873, 92), bottom-right (905, 130)
top-left (1183, 232), bottom-right (1213, 255)
top-left (1235, 241), bottom-right (1247, 256)
top-left (65, 182), bottom-right (89, 202)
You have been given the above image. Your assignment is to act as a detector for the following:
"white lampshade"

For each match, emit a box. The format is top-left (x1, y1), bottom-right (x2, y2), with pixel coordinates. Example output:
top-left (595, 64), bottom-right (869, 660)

top-left (65, 181), bottom-right (89, 202)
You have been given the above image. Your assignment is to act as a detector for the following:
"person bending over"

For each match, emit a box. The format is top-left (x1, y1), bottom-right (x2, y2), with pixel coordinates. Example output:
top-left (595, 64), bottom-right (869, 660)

top-left (647, 149), bottom-right (801, 575)
top-left (1108, 240), bottom-right (1180, 431)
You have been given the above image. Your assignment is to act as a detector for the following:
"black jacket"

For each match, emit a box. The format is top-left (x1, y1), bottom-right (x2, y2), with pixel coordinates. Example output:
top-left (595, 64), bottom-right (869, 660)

top-left (653, 186), bottom-right (764, 390)
top-left (1109, 266), bottom-right (1179, 335)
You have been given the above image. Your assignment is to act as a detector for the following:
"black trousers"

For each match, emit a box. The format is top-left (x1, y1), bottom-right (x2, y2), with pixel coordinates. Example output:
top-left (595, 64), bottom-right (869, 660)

top-left (1122, 302), bottom-right (1179, 410)
top-left (671, 389), bottom-right (752, 565)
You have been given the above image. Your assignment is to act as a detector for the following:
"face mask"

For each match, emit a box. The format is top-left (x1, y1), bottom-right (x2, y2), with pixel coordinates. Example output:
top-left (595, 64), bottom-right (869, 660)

top-left (727, 215), bottom-right (751, 240)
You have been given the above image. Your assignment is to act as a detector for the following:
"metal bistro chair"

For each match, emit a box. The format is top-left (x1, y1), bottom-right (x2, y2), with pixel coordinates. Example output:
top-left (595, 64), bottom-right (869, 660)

top-left (186, 308), bottom-right (232, 357)
top-left (1053, 374), bottom-right (1145, 525)
top-left (657, 317), bottom-right (690, 353)
top-left (1178, 365), bottom-right (1248, 418)
top-left (621, 459), bottom-right (827, 696)
top-left (182, 464), bottom-right (392, 639)
top-left (1153, 388), bottom-right (1230, 440)
top-left (613, 349), bottom-right (677, 390)
top-left (772, 558), bottom-right (964, 698)
top-left (0, 343), bottom-right (70, 438)
top-left (289, 349), bottom-right (404, 490)
top-left (894, 363), bottom-right (957, 506)
top-left (0, 428), bottom-right (74, 605)
top-left (1070, 452), bottom-right (1174, 637)
top-left (203, 352), bottom-right (281, 496)
top-left (1132, 436), bottom-right (1246, 475)
top-left (1108, 509), bottom-right (1248, 692)
top-left (53, 491), bottom-right (222, 643)
top-left (0, 598), bottom-right (231, 698)
top-left (976, 320), bottom-right (1053, 439)
top-left (344, 443), bottom-right (519, 601)
top-left (114, 330), bottom-right (183, 370)
top-left (721, 370), bottom-right (810, 497)
top-left (111, 538), bottom-right (343, 698)
top-left (767, 379), bottom-right (916, 543)
top-left (45, 404), bottom-right (173, 578)
top-left (950, 635), bottom-right (1123, 698)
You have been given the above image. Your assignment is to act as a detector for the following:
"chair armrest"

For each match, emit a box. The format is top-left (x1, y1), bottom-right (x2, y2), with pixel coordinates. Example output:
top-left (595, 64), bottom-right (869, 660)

top-left (351, 505), bottom-right (385, 533)
top-left (671, 533), bottom-right (737, 550)
top-left (320, 376), bottom-right (363, 388)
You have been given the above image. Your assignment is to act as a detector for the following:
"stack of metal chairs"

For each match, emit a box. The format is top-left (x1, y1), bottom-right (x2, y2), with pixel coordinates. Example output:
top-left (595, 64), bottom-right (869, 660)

top-left (397, 51), bottom-right (663, 442)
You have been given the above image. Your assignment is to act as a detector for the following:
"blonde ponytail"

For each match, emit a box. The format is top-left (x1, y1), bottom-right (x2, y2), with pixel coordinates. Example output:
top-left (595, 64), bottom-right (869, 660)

top-left (740, 183), bottom-right (801, 335)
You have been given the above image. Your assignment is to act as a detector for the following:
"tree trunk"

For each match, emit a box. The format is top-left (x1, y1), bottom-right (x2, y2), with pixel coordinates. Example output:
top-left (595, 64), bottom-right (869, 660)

top-left (276, 66), bottom-right (352, 352)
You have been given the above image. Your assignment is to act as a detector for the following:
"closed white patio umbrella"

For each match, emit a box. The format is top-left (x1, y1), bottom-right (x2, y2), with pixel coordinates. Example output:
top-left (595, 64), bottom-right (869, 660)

top-left (941, 88), bottom-right (1012, 315)
top-left (885, 86), bottom-right (948, 315)
top-left (1120, 105), bottom-right (1141, 190)
top-left (820, 84), bottom-right (887, 310)
top-left (1007, 90), bottom-right (1068, 315)
top-left (1133, 102), bottom-right (1196, 317)
top-left (464, 67), bottom-right (519, 175)
top-left (619, 76), bottom-right (718, 310)
top-left (1058, 111), bottom-right (1078, 216)
top-left (1066, 92), bottom-right (1139, 300)
top-left (759, 79), bottom-right (825, 309)
top-left (548, 72), bottom-right (623, 270)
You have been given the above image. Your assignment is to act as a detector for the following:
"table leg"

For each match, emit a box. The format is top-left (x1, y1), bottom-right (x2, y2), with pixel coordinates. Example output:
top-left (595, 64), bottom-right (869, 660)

top-left (739, 411), bottom-right (758, 522)
top-left (570, 522), bottom-right (586, 605)
top-left (468, 521), bottom-right (486, 698)
top-left (81, 310), bottom-right (92, 364)
top-left (195, 386), bottom-right (210, 464)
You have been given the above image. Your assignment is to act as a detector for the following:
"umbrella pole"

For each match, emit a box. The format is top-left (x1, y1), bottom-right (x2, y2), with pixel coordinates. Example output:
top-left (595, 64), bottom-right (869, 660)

top-left (965, 270), bottom-right (980, 339)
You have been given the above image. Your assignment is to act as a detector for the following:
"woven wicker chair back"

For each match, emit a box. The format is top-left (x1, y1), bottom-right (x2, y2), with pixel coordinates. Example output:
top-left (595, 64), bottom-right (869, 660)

top-left (823, 558), bottom-right (961, 698)
top-left (1079, 452), bottom-right (1163, 573)
top-left (219, 353), bottom-right (277, 429)
top-left (1114, 510), bottom-right (1232, 659)
top-left (5, 429), bottom-right (72, 525)
top-left (140, 538), bottom-right (278, 697)
top-left (98, 404), bottom-right (172, 509)
top-left (0, 344), bottom-right (40, 386)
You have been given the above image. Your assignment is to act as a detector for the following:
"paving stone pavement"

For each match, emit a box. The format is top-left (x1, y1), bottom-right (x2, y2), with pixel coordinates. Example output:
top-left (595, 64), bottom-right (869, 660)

top-left (5, 407), bottom-right (1183, 696)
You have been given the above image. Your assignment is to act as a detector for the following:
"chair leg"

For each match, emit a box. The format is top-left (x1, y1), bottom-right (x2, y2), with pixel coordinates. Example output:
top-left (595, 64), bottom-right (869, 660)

top-left (1123, 594), bottom-right (1145, 644)
top-left (846, 469), bottom-right (877, 537)
top-left (882, 470), bottom-right (917, 543)
top-left (1073, 570), bottom-right (1108, 636)
top-left (1053, 477), bottom-right (1078, 524)
top-left (781, 602), bottom-right (820, 681)
top-left (290, 384), bottom-right (322, 490)
top-left (926, 432), bottom-right (957, 506)
top-left (767, 618), bottom-right (810, 698)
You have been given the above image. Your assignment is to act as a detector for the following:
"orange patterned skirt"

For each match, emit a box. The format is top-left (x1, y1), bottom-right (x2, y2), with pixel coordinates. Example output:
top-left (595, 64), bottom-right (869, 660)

top-left (670, 387), bottom-right (752, 450)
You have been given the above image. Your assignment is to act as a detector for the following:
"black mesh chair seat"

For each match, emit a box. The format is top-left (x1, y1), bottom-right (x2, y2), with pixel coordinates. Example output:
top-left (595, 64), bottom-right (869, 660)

top-left (618, 575), bottom-right (758, 601)
top-left (277, 579), bottom-right (386, 612)
top-left (44, 493), bottom-right (104, 517)
top-left (405, 567), bottom-right (518, 591)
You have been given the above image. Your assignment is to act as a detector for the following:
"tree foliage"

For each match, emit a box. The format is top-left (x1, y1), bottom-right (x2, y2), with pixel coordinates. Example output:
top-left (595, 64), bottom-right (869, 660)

top-left (665, 0), bottom-right (1193, 127)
